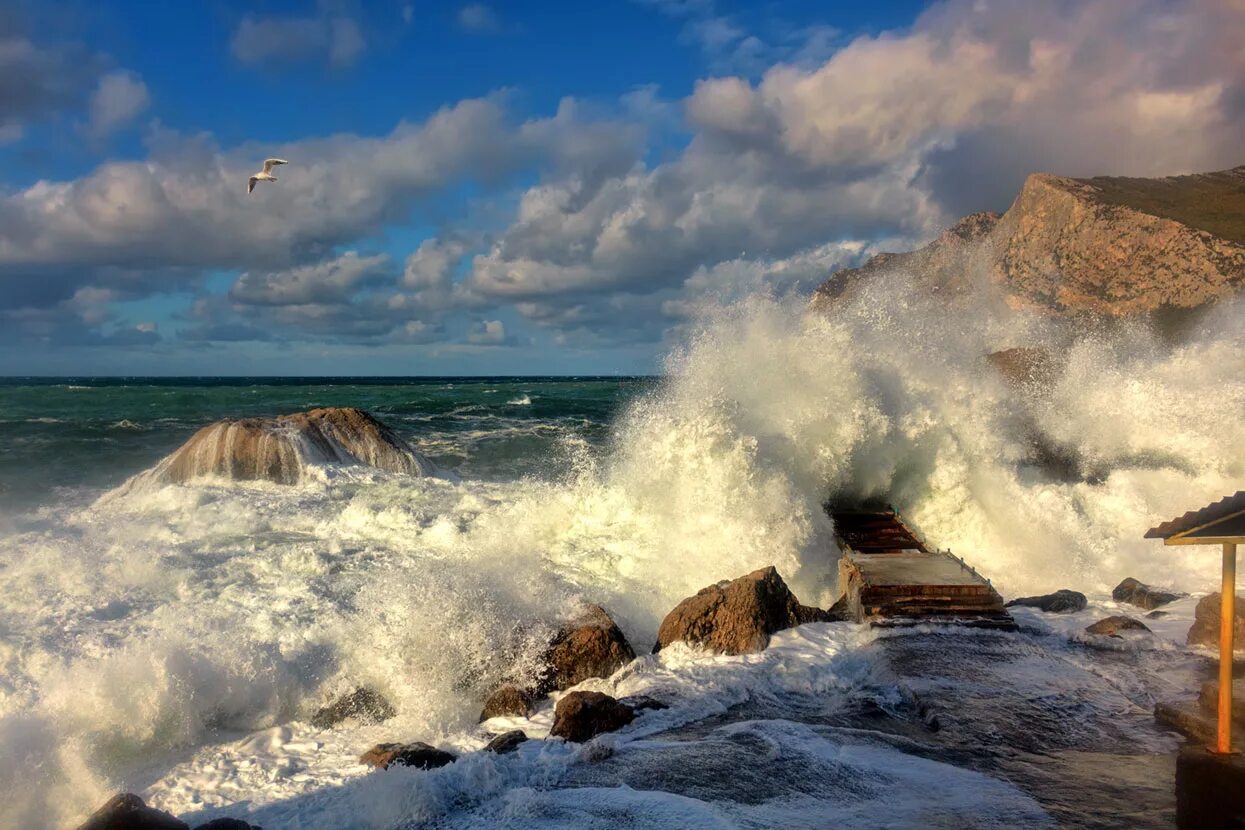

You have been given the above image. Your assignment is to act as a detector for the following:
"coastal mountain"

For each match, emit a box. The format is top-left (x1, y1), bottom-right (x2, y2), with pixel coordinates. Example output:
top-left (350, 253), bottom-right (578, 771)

top-left (813, 165), bottom-right (1245, 318)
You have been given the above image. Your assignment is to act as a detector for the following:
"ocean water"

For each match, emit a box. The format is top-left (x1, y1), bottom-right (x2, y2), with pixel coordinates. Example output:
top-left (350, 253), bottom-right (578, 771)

top-left (1, 284), bottom-right (1242, 828)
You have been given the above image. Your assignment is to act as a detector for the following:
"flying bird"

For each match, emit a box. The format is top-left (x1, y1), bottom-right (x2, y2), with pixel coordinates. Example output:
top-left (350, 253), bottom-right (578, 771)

top-left (248, 158), bottom-right (288, 194)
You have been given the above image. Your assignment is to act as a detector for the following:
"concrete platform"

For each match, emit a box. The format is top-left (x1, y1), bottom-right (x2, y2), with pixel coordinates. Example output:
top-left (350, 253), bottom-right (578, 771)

top-left (1176, 745), bottom-right (1245, 830)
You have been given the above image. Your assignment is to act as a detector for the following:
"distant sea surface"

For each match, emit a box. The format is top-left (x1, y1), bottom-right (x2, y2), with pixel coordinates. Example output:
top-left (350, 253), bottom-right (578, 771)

top-left (0, 376), bottom-right (655, 512)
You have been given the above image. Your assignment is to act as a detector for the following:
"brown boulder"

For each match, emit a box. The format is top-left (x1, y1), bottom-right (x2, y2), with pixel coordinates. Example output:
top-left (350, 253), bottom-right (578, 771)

top-left (653, 566), bottom-right (829, 655)
top-left (483, 730), bottom-right (529, 754)
top-left (1005, 589), bottom-right (1087, 614)
top-left (550, 691), bottom-right (635, 743)
top-left (359, 741), bottom-right (456, 770)
top-left (76, 794), bottom-right (188, 830)
top-left (310, 687), bottom-right (395, 729)
top-left (1187, 593), bottom-right (1245, 650)
top-left (1111, 577), bottom-right (1182, 610)
top-left (479, 684), bottom-right (537, 721)
top-left (543, 604), bottom-right (636, 691)
top-left (1085, 616), bottom-right (1150, 637)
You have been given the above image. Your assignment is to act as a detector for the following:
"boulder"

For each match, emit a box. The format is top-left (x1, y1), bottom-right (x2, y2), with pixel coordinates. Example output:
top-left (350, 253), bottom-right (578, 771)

top-left (479, 684), bottom-right (537, 721)
top-left (543, 604), bottom-right (636, 692)
top-left (484, 730), bottom-right (529, 754)
top-left (1112, 577), bottom-right (1182, 610)
top-left (618, 695), bottom-right (669, 712)
top-left (310, 687), bottom-right (395, 729)
top-left (118, 407), bottom-right (434, 490)
top-left (1146, 610), bottom-right (1169, 619)
top-left (1005, 589), bottom-right (1087, 614)
top-left (359, 741), bottom-right (456, 770)
top-left (1085, 615), bottom-right (1150, 637)
top-left (653, 566), bottom-right (830, 655)
top-left (76, 793), bottom-right (189, 830)
top-left (193, 821), bottom-right (260, 830)
top-left (1187, 593), bottom-right (1245, 650)
top-left (550, 691), bottom-right (635, 743)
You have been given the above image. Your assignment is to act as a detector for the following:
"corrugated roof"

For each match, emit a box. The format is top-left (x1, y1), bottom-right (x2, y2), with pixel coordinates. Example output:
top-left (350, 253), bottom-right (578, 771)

top-left (1145, 491), bottom-right (1245, 539)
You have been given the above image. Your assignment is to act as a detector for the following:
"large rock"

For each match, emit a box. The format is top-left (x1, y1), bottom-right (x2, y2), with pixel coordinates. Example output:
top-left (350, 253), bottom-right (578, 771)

top-left (1085, 615), bottom-right (1150, 637)
top-left (543, 604), bottom-right (636, 692)
top-left (1187, 592), bottom-right (1245, 650)
top-left (483, 730), bottom-right (529, 754)
top-left (1112, 577), bottom-right (1181, 610)
top-left (359, 741), bottom-right (456, 770)
top-left (814, 166), bottom-right (1245, 320)
top-left (1005, 589), bottom-right (1087, 614)
top-left (118, 407), bottom-right (434, 489)
top-left (310, 686), bottom-right (395, 729)
top-left (76, 793), bottom-right (188, 830)
top-left (550, 691), bottom-right (635, 743)
top-left (479, 684), bottom-right (537, 721)
top-left (653, 566), bottom-right (829, 655)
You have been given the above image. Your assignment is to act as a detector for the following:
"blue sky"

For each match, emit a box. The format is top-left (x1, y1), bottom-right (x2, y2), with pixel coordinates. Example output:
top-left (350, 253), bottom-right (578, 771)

top-left (0, 0), bottom-right (1240, 375)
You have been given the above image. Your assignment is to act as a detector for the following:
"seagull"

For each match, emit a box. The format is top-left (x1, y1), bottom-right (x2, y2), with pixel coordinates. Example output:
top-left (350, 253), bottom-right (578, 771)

top-left (248, 158), bottom-right (288, 194)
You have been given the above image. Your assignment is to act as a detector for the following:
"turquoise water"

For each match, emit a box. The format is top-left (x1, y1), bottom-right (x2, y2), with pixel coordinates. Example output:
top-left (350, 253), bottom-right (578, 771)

top-left (0, 377), bottom-right (655, 512)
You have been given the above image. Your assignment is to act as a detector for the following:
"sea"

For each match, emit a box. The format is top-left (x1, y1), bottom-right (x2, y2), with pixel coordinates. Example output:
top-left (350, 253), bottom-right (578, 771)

top-left (1, 289), bottom-right (1242, 828)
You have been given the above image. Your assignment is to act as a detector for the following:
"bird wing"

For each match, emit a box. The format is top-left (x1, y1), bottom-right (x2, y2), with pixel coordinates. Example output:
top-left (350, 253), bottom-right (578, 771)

top-left (248, 176), bottom-right (258, 194)
top-left (262, 159), bottom-right (288, 174)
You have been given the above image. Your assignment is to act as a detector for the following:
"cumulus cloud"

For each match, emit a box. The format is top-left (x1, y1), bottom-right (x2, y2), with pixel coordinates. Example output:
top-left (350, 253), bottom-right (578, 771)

top-left (230, 251), bottom-right (391, 306)
top-left (0, 20), bottom-right (106, 138)
top-left (466, 319), bottom-right (507, 344)
top-left (86, 70), bottom-right (150, 137)
top-left (231, 8), bottom-right (366, 69)
top-left (458, 3), bottom-right (501, 33)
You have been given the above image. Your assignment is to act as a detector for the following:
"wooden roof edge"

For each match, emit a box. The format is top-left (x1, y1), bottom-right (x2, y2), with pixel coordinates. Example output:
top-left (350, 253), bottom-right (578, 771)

top-left (1145, 491), bottom-right (1245, 539)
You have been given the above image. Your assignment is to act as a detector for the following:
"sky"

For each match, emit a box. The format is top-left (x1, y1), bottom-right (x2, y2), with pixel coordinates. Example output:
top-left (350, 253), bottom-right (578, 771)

top-left (0, 0), bottom-right (1241, 376)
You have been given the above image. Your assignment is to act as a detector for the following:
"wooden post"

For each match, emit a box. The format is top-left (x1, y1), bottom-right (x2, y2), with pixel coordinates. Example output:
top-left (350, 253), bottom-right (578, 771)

top-left (1219, 542), bottom-right (1237, 755)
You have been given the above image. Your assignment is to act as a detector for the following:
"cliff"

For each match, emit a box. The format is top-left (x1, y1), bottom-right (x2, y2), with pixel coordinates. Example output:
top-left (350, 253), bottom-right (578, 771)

top-left (813, 165), bottom-right (1245, 317)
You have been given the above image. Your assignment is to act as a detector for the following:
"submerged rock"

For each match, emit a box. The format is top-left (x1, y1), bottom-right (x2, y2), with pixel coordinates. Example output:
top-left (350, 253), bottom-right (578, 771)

top-left (550, 691), bottom-right (635, 743)
top-left (653, 566), bottom-right (829, 655)
top-left (359, 741), bottom-right (457, 770)
top-left (543, 604), bottom-right (636, 692)
top-left (1111, 577), bottom-right (1181, 610)
top-left (117, 407), bottom-right (434, 489)
top-left (1005, 589), bottom-right (1087, 614)
top-left (479, 684), bottom-right (537, 721)
top-left (1188, 592), bottom-right (1245, 650)
top-left (76, 793), bottom-right (188, 830)
top-left (484, 730), bottom-right (529, 754)
top-left (618, 695), bottom-right (669, 712)
top-left (310, 687), bottom-right (395, 729)
top-left (1085, 616), bottom-right (1150, 637)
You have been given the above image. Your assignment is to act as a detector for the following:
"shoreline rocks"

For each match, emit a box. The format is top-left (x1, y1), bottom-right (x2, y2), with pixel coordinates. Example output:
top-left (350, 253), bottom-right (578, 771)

top-left (1111, 577), bottom-right (1181, 610)
top-left (1187, 592), bottom-right (1245, 650)
top-left (311, 687), bottom-right (395, 729)
top-left (1005, 589), bottom-right (1087, 614)
top-left (543, 604), bottom-right (636, 693)
top-left (550, 691), bottom-right (635, 742)
top-left (359, 742), bottom-right (457, 770)
top-left (479, 684), bottom-right (537, 721)
top-left (653, 566), bottom-right (829, 655)
top-left (484, 730), bottom-right (529, 754)
top-left (75, 794), bottom-right (258, 830)
top-left (1085, 616), bottom-right (1150, 637)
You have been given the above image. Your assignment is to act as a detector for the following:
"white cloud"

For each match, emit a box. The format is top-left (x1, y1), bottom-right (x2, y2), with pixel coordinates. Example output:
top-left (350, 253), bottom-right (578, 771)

top-left (458, 3), bottom-right (501, 33)
top-left (467, 319), bottom-right (506, 344)
top-left (231, 10), bottom-right (366, 69)
top-left (86, 70), bottom-right (150, 137)
top-left (230, 251), bottom-right (391, 306)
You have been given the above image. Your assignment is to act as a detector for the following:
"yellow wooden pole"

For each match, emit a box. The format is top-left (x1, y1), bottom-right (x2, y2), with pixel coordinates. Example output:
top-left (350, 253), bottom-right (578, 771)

top-left (1219, 542), bottom-right (1236, 754)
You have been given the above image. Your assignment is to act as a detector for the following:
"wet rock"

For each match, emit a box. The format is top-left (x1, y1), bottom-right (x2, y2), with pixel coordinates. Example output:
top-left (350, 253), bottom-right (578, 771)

top-left (1005, 589), bottom-right (1087, 614)
top-left (76, 793), bottom-right (189, 830)
top-left (1111, 577), bottom-right (1182, 610)
top-left (550, 691), bottom-right (635, 743)
top-left (359, 741), bottom-right (457, 770)
top-left (543, 604), bottom-right (636, 691)
top-left (653, 566), bottom-right (830, 655)
top-left (1156, 700), bottom-right (1217, 744)
top-left (479, 684), bottom-right (537, 721)
top-left (1146, 610), bottom-right (1169, 619)
top-left (1187, 592), bottom-right (1245, 650)
top-left (193, 820), bottom-right (260, 830)
top-left (1198, 679), bottom-right (1245, 722)
top-left (1085, 616), bottom-right (1150, 637)
top-left (618, 695), bottom-right (669, 712)
top-left (310, 686), bottom-right (395, 729)
top-left (484, 730), bottom-right (529, 754)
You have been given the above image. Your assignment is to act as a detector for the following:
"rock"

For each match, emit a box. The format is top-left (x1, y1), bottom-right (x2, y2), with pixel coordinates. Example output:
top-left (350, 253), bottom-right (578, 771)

top-left (543, 604), bottom-right (636, 692)
top-left (76, 793), bottom-right (189, 830)
top-left (310, 687), bottom-right (395, 729)
top-left (814, 166), bottom-right (1245, 321)
top-left (1146, 610), bottom-right (1169, 619)
top-left (1005, 589), bottom-right (1087, 614)
top-left (116, 407), bottom-right (434, 490)
top-left (1187, 592), bottom-right (1245, 650)
top-left (618, 695), bottom-right (669, 712)
top-left (479, 684), bottom-right (537, 721)
top-left (653, 566), bottom-right (830, 655)
top-left (359, 741), bottom-right (457, 770)
top-left (1085, 615), bottom-right (1150, 637)
top-left (1156, 700), bottom-right (1217, 744)
top-left (1176, 745), bottom-right (1245, 830)
top-left (550, 691), bottom-right (635, 743)
top-left (483, 730), bottom-right (529, 754)
top-left (193, 821), bottom-right (260, 830)
top-left (1112, 577), bottom-right (1182, 610)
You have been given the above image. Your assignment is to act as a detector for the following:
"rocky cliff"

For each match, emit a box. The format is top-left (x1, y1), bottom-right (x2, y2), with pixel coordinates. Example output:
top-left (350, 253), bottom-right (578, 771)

top-left (813, 165), bottom-right (1245, 318)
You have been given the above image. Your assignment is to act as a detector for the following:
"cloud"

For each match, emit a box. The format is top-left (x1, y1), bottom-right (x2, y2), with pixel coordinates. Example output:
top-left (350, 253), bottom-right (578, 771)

top-left (231, 8), bottom-right (366, 69)
top-left (458, 3), bottom-right (501, 33)
top-left (230, 251), bottom-right (391, 306)
top-left (0, 20), bottom-right (106, 138)
top-left (86, 70), bottom-right (150, 137)
top-left (466, 318), bottom-right (507, 344)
